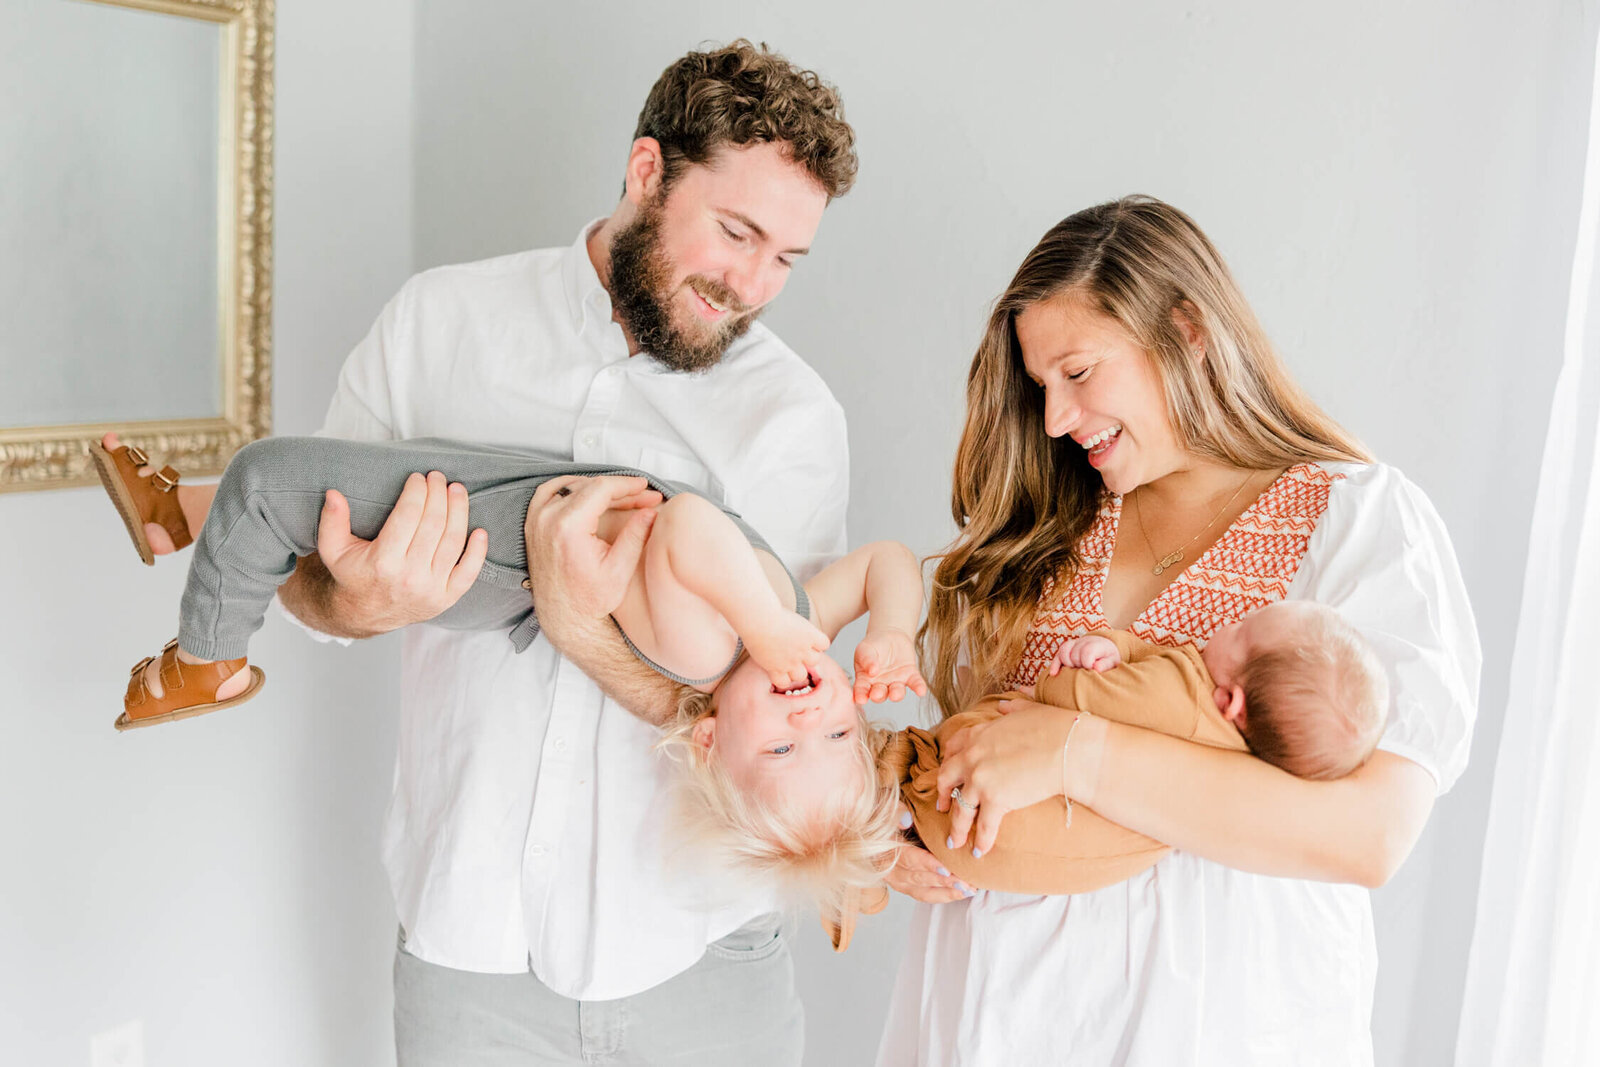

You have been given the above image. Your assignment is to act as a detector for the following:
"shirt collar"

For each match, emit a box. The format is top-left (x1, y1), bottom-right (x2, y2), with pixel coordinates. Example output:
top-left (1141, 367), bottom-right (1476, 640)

top-left (562, 218), bottom-right (614, 336)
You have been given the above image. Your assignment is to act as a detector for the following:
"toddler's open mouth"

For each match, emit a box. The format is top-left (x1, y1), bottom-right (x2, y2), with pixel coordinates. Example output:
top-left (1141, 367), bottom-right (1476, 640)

top-left (772, 670), bottom-right (820, 697)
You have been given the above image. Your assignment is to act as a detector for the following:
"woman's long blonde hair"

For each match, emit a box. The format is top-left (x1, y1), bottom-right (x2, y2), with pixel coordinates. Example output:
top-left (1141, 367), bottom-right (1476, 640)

top-left (921, 196), bottom-right (1372, 715)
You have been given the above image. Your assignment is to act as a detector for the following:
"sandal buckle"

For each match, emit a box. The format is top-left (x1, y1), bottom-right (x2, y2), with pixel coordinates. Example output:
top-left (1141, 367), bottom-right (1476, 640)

top-left (151, 467), bottom-right (180, 492)
top-left (124, 445), bottom-right (150, 466)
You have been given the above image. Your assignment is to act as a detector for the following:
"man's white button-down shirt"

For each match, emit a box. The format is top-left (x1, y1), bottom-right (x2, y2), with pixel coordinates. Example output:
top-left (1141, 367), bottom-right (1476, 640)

top-left (316, 224), bottom-right (849, 999)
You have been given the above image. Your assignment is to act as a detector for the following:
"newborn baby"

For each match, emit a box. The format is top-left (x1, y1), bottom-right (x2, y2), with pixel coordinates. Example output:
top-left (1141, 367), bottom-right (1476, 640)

top-left (830, 601), bottom-right (1389, 949)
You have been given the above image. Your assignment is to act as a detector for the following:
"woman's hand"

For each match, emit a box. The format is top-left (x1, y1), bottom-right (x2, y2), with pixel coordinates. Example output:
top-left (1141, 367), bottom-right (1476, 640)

top-left (883, 806), bottom-right (970, 903)
top-left (852, 627), bottom-right (928, 704)
top-left (935, 698), bottom-right (1084, 856)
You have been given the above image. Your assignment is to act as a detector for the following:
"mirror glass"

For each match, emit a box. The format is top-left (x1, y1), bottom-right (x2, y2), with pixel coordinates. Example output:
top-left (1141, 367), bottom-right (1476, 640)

top-left (0, 0), bottom-right (223, 427)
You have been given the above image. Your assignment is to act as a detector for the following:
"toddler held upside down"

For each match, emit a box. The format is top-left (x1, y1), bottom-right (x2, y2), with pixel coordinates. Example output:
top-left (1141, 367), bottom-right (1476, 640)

top-left (94, 433), bottom-right (1388, 939)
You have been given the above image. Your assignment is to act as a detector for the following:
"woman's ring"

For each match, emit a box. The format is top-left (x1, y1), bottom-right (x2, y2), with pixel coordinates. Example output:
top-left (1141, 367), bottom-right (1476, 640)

top-left (951, 786), bottom-right (977, 812)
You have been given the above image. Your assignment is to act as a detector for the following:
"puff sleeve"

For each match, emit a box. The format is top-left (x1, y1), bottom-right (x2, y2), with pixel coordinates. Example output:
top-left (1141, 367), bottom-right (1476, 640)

top-left (1286, 463), bottom-right (1482, 793)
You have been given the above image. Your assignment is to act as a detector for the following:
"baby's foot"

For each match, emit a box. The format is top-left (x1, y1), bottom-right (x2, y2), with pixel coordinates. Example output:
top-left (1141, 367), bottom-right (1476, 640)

top-left (137, 645), bottom-right (253, 703)
top-left (742, 611), bottom-right (831, 691)
top-left (102, 433), bottom-right (179, 555)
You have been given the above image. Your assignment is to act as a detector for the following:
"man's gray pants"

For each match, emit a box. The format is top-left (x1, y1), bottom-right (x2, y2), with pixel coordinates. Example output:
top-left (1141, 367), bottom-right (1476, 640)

top-left (177, 435), bottom-right (770, 662)
top-left (393, 916), bottom-right (805, 1066)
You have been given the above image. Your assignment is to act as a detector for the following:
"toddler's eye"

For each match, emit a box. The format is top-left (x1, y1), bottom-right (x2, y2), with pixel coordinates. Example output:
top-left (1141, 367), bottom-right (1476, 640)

top-left (770, 744), bottom-right (793, 756)
top-left (828, 729), bottom-right (851, 741)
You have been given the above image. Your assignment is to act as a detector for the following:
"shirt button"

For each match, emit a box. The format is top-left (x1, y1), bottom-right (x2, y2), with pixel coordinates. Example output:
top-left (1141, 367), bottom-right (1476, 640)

top-left (528, 844), bottom-right (547, 857)
top-left (553, 738), bottom-right (568, 752)
top-left (582, 432), bottom-right (599, 448)
top-left (521, 578), bottom-right (532, 591)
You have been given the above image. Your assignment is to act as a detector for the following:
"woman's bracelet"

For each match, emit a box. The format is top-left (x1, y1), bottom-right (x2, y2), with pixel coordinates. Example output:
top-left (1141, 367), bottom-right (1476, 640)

top-left (1061, 711), bottom-right (1085, 829)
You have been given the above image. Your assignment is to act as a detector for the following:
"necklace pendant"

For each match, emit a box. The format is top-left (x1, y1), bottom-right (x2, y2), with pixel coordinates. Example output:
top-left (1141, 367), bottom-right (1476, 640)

top-left (1153, 550), bottom-right (1183, 576)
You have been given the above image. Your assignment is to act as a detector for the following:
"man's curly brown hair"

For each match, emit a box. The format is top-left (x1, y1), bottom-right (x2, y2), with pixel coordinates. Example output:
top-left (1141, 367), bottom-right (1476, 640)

top-left (634, 40), bottom-right (858, 200)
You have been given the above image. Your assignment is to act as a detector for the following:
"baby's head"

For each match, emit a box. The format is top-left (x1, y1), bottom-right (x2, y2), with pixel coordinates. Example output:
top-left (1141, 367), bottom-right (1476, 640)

top-left (657, 652), bottom-right (904, 921)
top-left (1201, 601), bottom-right (1389, 780)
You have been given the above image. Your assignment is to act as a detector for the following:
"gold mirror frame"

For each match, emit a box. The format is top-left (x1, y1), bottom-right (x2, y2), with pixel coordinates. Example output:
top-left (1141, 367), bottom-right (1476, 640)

top-left (0, 0), bottom-right (274, 493)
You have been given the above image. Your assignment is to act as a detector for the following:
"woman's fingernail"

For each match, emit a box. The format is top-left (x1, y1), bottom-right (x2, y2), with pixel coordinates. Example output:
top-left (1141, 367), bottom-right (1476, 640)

top-left (937, 866), bottom-right (950, 877)
top-left (957, 883), bottom-right (974, 897)
top-left (971, 847), bottom-right (984, 859)
top-left (946, 836), bottom-right (955, 850)
top-left (899, 811), bottom-right (913, 830)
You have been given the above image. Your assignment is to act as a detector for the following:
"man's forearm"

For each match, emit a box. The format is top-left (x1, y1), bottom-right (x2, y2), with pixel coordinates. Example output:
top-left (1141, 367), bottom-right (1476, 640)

top-left (538, 597), bottom-right (683, 728)
top-left (279, 554), bottom-right (385, 640)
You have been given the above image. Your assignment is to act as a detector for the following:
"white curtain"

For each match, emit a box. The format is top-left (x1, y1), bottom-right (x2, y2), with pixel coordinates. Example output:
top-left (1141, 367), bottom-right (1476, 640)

top-left (1455, 38), bottom-right (1600, 1067)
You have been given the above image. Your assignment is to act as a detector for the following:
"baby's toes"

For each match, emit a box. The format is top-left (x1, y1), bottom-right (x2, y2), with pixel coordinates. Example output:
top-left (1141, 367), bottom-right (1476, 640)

top-left (140, 657), bottom-right (166, 700)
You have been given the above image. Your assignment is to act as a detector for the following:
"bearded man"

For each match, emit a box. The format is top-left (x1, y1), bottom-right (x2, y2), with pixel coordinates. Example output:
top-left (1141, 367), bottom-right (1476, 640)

top-left (278, 41), bottom-right (857, 1066)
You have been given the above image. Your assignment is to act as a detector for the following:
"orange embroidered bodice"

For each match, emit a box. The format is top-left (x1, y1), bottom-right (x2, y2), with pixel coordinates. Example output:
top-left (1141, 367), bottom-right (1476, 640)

top-left (1006, 463), bottom-right (1346, 689)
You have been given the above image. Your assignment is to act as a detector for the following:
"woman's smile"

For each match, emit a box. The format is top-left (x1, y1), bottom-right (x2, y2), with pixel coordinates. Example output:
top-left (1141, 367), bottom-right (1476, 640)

top-left (1079, 424), bottom-right (1124, 468)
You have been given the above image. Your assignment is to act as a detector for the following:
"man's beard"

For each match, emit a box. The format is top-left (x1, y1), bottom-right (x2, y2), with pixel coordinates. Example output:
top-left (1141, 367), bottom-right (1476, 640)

top-left (607, 198), bottom-right (759, 373)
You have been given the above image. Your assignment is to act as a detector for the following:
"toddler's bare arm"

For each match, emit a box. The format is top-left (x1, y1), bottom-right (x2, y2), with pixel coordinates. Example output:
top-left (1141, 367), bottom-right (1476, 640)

top-left (619, 492), bottom-right (828, 691)
top-left (804, 541), bottom-right (928, 704)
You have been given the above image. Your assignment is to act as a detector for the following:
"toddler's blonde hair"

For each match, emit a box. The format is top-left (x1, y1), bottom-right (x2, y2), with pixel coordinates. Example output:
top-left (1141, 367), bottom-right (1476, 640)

top-left (657, 686), bottom-right (906, 929)
top-left (1237, 606), bottom-right (1390, 780)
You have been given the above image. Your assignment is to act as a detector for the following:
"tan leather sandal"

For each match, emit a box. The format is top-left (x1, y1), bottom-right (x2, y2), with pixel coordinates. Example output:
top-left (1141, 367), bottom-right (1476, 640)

top-left (89, 438), bottom-right (193, 565)
top-left (116, 639), bottom-right (266, 731)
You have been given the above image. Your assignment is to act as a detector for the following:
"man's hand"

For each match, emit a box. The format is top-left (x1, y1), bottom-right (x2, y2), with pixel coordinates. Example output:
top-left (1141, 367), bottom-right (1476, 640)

top-left (311, 471), bottom-right (489, 635)
top-left (523, 475), bottom-right (662, 619)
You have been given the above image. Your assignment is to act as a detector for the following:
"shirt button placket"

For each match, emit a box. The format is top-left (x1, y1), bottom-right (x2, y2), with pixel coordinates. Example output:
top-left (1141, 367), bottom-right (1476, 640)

top-left (574, 363), bottom-right (622, 462)
top-left (522, 672), bottom-right (589, 933)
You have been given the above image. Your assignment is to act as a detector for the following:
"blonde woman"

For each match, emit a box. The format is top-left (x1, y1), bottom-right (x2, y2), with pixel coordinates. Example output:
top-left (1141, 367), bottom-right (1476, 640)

top-left (877, 197), bottom-right (1480, 1064)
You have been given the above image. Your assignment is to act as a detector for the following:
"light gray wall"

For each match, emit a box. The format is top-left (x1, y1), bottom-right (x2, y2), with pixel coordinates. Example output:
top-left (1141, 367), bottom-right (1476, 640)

top-left (0, 1), bottom-right (414, 1064)
top-left (412, 3), bottom-right (1595, 1065)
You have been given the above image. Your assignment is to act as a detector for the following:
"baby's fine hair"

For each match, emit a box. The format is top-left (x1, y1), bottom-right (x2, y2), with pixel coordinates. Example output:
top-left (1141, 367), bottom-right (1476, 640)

top-left (657, 686), bottom-right (905, 929)
top-left (1237, 605), bottom-right (1390, 780)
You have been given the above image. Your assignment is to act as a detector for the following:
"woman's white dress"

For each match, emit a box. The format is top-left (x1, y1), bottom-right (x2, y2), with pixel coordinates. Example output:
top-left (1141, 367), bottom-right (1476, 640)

top-left (876, 462), bottom-right (1481, 1066)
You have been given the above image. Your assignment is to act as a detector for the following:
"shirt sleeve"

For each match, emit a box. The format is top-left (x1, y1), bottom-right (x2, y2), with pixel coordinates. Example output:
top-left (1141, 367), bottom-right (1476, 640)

top-left (277, 275), bottom-right (415, 642)
top-left (1286, 463), bottom-right (1482, 794)
top-left (315, 277), bottom-right (413, 443)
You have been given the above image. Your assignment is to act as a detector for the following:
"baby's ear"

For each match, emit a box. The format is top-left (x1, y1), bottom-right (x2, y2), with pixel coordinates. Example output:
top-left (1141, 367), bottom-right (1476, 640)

top-left (692, 716), bottom-right (717, 751)
top-left (1214, 684), bottom-right (1247, 727)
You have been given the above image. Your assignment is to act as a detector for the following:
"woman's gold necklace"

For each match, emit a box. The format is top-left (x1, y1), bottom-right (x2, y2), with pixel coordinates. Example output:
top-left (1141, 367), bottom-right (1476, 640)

top-left (1130, 472), bottom-right (1257, 576)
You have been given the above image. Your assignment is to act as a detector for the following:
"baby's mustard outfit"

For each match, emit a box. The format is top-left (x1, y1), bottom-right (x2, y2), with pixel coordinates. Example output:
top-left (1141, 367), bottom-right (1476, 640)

top-left (831, 630), bottom-right (1247, 950)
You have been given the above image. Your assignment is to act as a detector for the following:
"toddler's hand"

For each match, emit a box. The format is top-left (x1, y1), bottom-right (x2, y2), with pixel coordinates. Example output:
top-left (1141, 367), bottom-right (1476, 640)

top-left (852, 628), bottom-right (929, 705)
top-left (743, 611), bottom-right (831, 692)
top-left (1050, 635), bottom-right (1121, 675)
